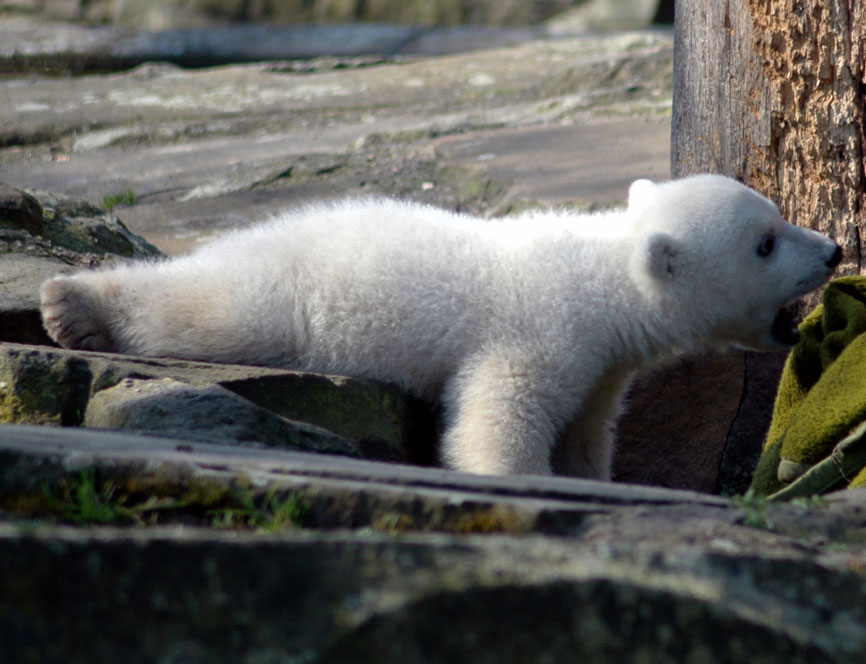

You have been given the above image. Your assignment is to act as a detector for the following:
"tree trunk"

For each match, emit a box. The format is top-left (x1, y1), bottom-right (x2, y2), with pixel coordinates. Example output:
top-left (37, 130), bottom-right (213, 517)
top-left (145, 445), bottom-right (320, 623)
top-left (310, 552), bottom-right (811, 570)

top-left (664, 0), bottom-right (866, 494)
top-left (673, 0), bottom-right (866, 273)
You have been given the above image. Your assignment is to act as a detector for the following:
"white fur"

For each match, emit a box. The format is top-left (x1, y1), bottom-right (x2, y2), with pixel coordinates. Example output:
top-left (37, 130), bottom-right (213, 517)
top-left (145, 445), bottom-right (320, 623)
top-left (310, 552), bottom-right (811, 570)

top-left (40, 175), bottom-right (841, 478)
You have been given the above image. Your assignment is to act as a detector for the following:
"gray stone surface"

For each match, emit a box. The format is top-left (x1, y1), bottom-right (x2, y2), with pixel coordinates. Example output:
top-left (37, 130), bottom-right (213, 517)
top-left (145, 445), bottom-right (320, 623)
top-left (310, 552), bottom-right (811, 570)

top-left (6, 523), bottom-right (852, 664)
top-left (614, 351), bottom-right (745, 492)
top-left (0, 29), bottom-right (673, 251)
top-left (0, 255), bottom-right (61, 346)
top-left (1, 425), bottom-right (865, 663)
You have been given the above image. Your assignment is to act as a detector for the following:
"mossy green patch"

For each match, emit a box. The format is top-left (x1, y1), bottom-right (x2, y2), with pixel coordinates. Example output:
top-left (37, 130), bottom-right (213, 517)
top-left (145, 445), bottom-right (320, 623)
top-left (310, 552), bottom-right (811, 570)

top-left (5, 470), bottom-right (309, 531)
top-left (437, 165), bottom-right (508, 206)
top-left (370, 504), bottom-right (532, 535)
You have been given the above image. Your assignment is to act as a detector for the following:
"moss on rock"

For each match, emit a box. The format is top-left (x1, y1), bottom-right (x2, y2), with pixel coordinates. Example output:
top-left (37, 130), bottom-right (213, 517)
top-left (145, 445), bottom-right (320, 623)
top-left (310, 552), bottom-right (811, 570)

top-left (0, 347), bottom-right (91, 425)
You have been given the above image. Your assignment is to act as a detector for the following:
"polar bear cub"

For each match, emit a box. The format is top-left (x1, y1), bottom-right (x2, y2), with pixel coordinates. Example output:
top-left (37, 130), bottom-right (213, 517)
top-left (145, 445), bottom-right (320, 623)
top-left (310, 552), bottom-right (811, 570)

top-left (41, 175), bottom-right (842, 478)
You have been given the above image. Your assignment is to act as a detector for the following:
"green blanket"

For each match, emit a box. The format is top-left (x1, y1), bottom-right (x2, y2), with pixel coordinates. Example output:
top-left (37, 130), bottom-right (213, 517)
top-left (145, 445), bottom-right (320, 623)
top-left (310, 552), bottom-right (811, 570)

top-left (750, 276), bottom-right (866, 498)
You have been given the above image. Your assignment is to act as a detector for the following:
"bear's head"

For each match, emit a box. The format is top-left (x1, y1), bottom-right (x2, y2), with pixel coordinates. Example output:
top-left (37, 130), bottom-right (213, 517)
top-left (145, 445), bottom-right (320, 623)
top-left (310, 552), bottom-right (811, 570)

top-left (627, 174), bottom-right (842, 351)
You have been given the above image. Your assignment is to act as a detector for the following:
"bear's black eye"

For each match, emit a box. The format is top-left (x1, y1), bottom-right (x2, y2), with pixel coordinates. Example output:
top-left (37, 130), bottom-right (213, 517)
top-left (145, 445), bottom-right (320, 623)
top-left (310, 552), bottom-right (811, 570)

top-left (757, 235), bottom-right (775, 257)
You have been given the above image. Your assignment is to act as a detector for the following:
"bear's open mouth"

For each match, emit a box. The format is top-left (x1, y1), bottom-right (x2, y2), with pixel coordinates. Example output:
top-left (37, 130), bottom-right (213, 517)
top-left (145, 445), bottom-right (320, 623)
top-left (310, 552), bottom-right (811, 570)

top-left (771, 301), bottom-right (804, 346)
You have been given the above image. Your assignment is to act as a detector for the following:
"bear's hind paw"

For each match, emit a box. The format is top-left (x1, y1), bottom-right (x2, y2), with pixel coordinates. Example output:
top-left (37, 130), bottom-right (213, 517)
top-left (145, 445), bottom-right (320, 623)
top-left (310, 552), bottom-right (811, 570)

top-left (40, 277), bottom-right (113, 352)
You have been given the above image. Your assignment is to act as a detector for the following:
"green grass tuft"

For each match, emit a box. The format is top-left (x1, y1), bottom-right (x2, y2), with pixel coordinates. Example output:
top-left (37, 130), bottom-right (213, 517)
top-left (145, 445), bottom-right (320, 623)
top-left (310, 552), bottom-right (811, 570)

top-left (43, 469), bottom-right (187, 526)
top-left (101, 189), bottom-right (136, 210)
top-left (30, 471), bottom-right (309, 531)
top-left (730, 489), bottom-right (775, 531)
top-left (209, 486), bottom-right (309, 532)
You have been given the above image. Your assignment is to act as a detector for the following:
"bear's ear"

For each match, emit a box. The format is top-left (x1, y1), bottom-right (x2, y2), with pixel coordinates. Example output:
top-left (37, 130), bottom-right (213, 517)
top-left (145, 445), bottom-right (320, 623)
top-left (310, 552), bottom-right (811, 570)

top-left (627, 179), bottom-right (656, 214)
top-left (637, 231), bottom-right (681, 281)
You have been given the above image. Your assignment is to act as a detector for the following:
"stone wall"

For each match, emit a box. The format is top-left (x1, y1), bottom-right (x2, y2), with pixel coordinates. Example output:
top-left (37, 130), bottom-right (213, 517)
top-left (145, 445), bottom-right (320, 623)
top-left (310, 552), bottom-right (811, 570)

top-left (5, 0), bottom-right (581, 27)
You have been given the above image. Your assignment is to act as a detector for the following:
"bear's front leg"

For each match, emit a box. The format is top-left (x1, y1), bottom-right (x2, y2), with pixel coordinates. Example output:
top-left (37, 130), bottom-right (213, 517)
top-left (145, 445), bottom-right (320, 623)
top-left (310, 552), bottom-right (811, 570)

top-left (439, 349), bottom-right (579, 476)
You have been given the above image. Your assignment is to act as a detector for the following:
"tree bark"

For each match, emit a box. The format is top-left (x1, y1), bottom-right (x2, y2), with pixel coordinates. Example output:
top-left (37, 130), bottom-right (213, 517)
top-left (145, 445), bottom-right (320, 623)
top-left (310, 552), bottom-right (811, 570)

top-left (665, 1), bottom-right (866, 494)
top-left (672, 0), bottom-right (865, 275)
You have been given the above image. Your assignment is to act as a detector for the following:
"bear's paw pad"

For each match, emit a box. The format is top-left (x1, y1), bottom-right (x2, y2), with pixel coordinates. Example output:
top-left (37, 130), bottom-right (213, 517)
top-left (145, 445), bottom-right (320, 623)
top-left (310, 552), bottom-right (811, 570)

top-left (40, 277), bottom-right (112, 351)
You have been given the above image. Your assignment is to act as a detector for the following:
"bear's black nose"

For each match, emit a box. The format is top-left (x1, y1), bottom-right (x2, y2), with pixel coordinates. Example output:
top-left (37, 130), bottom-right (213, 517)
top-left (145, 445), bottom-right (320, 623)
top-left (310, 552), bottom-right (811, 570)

top-left (827, 244), bottom-right (843, 268)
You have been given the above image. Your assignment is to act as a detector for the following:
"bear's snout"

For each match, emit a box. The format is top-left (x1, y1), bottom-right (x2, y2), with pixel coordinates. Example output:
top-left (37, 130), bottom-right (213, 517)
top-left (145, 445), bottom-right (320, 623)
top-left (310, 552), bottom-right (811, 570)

top-left (826, 244), bottom-right (843, 268)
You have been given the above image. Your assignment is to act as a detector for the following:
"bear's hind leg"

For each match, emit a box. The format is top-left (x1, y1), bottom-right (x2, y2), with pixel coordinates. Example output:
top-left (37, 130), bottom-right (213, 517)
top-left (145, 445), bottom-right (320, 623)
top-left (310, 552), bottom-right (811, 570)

top-left (551, 415), bottom-right (616, 479)
top-left (40, 276), bottom-right (114, 351)
top-left (550, 372), bottom-right (631, 480)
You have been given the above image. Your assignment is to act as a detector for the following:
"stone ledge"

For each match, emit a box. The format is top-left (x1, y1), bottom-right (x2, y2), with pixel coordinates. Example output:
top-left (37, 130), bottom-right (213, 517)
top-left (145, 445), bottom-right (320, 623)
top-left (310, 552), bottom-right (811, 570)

top-left (0, 342), bottom-right (428, 457)
top-left (0, 423), bottom-right (728, 509)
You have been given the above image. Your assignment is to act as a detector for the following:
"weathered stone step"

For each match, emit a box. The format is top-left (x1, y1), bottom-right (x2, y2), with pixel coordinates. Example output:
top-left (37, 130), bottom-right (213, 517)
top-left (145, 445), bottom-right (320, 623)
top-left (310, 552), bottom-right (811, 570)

top-left (1, 423), bottom-right (865, 664)
top-left (0, 423), bottom-right (728, 525)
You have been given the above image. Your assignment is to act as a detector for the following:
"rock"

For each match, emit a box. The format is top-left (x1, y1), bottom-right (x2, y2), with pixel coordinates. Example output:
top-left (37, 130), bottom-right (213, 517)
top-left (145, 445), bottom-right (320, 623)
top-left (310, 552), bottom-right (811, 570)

top-left (0, 343), bottom-right (430, 462)
top-left (85, 377), bottom-right (360, 456)
top-left (0, 183), bottom-right (42, 236)
top-left (107, 0), bottom-right (572, 28)
top-left (0, 526), bottom-right (855, 664)
top-left (613, 352), bottom-right (745, 492)
top-left (435, 119), bottom-right (672, 212)
top-left (0, 255), bottom-right (63, 346)
top-left (0, 186), bottom-right (161, 262)
top-left (0, 422), bottom-right (728, 519)
top-left (0, 347), bottom-right (90, 425)
top-left (35, 189), bottom-right (162, 259)
top-left (0, 424), bottom-right (865, 663)
top-left (549, 0), bottom-right (665, 33)
top-left (222, 372), bottom-right (436, 464)
top-left (716, 351), bottom-right (788, 495)
top-left (0, 18), bottom-right (542, 74)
